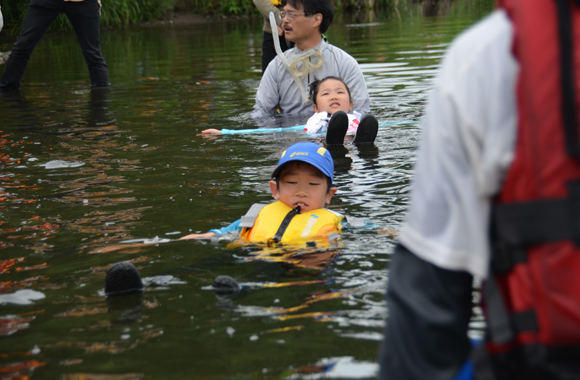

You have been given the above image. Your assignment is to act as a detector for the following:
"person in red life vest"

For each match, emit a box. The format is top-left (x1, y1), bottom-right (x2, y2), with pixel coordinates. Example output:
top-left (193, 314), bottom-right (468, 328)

top-left (379, 0), bottom-right (580, 379)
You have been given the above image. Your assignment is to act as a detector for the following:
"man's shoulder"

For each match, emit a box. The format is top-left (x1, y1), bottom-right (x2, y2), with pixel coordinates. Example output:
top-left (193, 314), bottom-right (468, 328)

top-left (322, 42), bottom-right (357, 60)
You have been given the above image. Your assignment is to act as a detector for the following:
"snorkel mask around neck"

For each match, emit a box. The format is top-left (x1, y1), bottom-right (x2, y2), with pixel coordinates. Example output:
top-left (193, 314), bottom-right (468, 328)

top-left (269, 12), bottom-right (324, 103)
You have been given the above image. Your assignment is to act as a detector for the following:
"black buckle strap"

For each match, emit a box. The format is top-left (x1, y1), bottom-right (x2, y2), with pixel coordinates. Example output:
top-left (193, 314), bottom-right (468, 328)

top-left (554, 0), bottom-right (580, 157)
top-left (493, 198), bottom-right (574, 245)
top-left (491, 241), bottom-right (527, 275)
top-left (491, 181), bottom-right (580, 273)
top-left (485, 276), bottom-right (515, 345)
top-left (485, 277), bottom-right (539, 346)
top-left (268, 205), bottom-right (301, 245)
top-left (493, 180), bottom-right (580, 246)
top-left (512, 310), bottom-right (538, 333)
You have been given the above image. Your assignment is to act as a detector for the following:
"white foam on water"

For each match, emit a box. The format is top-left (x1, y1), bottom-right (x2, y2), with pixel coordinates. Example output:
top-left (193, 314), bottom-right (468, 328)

top-left (41, 160), bottom-right (85, 169)
top-left (0, 289), bottom-right (46, 305)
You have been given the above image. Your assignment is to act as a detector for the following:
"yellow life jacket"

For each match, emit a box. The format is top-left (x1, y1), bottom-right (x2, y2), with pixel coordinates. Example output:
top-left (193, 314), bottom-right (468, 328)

top-left (269, 0), bottom-right (282, 6)
top-left (240, 201), bottom-right (343, 245)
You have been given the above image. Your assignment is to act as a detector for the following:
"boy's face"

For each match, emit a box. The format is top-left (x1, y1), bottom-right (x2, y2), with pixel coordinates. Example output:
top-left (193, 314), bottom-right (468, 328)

top-left (313, 78), bottom-right (353, 115)
top-left (270, 162), bottom-right (337, 214)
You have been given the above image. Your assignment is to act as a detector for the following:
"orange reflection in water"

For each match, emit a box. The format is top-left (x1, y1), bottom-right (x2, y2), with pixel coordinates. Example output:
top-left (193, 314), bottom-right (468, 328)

top-left (0, 360), bottom-right (46, 373)
top-left (231, 238), bottom-right (342, 271)
top-left (0, 258), bottom-right (25, 274)
top-left (63, 373), bottom-right (144, 380)
top-left (0, 315), bottom-right (36, 337)
top-left (43, 328), bottom-right (164, 355)
top-left (0, 275), bottom-right (51, 294)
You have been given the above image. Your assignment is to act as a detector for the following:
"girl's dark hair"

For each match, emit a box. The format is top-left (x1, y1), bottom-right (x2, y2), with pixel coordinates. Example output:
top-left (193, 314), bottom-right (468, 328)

top-left (309, 76), bottom-right (352, 106)
top-left (283, 0), bottom-right (334, 34)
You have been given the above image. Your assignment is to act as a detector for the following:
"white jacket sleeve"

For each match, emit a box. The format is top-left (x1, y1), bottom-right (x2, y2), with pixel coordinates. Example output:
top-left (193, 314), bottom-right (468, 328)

top-left (304, 112), bottom-right (330, 134)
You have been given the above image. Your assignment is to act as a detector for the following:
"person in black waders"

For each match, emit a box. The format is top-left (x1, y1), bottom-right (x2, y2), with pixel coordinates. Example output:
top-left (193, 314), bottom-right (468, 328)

top-left (0, 0), bottom-right (109, 92)
top-left (379, 1), bottom-right (580, 379)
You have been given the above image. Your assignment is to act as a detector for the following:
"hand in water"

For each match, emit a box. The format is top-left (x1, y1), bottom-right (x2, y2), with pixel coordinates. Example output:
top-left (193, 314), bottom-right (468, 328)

top-left (377, 228), bottom-right (399, 239)
top-left (179, 232), bottom-right (216, 240)
top-left (200, 129), bottom-right (222, 136)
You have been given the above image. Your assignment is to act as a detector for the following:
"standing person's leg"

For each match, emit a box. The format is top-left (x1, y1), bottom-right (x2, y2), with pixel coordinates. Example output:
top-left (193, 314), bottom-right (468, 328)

top-left (378, 243), bottom-right (473, 380)
top-left (261, 31), bottom-right (294, 74)
top-left (261, 31), bottom-right (276, 74)
top-left (0, 2), bottom-right (60, 91)
top-left (65, 0), bottom-right (109, 87)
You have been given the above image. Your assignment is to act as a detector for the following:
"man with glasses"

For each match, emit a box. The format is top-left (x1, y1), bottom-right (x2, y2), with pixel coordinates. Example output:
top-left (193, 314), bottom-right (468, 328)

top-left (252, 0), bottom-right (370, 117)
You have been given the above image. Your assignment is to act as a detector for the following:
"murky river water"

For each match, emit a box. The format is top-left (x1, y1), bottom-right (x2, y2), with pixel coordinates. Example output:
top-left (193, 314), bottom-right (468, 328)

top-left (1, 2), bottom-right (491, 379)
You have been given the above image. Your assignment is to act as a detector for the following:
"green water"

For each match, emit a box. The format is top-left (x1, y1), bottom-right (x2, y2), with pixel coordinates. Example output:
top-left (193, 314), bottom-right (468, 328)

top-left (0, 3), bottom-right (492, 379)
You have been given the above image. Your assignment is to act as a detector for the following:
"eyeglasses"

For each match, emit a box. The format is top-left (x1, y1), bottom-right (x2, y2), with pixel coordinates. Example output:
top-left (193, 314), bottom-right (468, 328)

top-left (280, 11), bottom-right (306, 21)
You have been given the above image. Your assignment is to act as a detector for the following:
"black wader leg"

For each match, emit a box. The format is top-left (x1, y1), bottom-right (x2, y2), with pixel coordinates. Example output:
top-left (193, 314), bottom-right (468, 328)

top-left (379, 243), bottom-right (473, 380)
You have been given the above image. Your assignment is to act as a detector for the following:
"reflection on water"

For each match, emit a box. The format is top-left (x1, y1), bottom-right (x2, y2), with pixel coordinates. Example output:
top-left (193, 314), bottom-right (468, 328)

top-left (0, 3), bottom-right (492, 379)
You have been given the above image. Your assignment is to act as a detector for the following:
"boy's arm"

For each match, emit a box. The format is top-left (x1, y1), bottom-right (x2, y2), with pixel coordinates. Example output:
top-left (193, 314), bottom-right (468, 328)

top-left (179, 231), bottom-right (217, 240)
top-left (180, 219), bottom-right (243, 240)
top-left (252, 62), bottom-right (281, 117)
top-left (341, 216), bottom-right (399, 238)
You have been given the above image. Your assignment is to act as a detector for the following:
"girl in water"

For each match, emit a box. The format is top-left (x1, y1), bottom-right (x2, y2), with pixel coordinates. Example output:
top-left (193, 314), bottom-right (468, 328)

top-left (305, 76), bottom-right (378, 144)
top-left (201, 76), bottom-right (379, 145)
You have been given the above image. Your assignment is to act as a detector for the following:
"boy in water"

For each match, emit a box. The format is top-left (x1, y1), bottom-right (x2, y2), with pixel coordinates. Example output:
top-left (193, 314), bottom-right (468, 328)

top-left (181, 141), bottom-right (343, 245)
top-left (201, 76), bottom-right (378, 146)
top-left (91, 141), bottom-right (396, 255)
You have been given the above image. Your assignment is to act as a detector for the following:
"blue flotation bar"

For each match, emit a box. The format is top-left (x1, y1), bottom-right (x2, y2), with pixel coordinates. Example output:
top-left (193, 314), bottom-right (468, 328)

top-left (220, 121), bottom-right (418, 135)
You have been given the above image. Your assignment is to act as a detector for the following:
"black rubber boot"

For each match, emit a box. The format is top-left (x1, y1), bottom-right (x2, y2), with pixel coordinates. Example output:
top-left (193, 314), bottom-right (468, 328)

top-left (326, 111), bottom-right (349, 145)
top-left (354, 114), bottom-right (379, 144)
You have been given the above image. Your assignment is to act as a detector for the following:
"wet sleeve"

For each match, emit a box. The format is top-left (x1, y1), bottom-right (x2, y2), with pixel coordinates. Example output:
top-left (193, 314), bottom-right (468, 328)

top-left (341, 219), bottom-right (381, 230)
top-left (378, 243), bottom-right (473, 380)
top-left (340, 54), bottom-right (370, 114)
top-left (304, 112), bottom-right (329, 134)
top-left (252, 61), bottom-right (281, 117)
top-left (209, 219), bottom-right (242, 236)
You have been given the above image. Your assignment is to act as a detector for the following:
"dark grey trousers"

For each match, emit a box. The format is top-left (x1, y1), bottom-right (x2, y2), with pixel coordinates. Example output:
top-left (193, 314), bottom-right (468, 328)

top-left (0, 0), bottom-right (109, 91)
top-left (379, 243), bottom-right (474, 380)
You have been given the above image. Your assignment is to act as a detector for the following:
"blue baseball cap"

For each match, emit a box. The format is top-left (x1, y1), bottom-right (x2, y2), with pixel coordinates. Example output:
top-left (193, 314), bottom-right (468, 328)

top-left (271, 142), bottom-right (334, 186)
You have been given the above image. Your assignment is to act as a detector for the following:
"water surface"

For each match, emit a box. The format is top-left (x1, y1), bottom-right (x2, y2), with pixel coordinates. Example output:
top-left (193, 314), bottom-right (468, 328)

top-left (1, 3), bottom-right (491, 379)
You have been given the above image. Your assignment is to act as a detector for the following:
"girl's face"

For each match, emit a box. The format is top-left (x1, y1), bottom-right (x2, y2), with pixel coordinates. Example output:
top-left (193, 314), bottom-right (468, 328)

top-left (312, 79), bottom-right (353, 114)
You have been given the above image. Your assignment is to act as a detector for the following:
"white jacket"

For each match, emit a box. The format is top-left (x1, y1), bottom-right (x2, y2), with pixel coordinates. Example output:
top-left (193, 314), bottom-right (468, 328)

top-left (303, 110), bottom-right (362, 135)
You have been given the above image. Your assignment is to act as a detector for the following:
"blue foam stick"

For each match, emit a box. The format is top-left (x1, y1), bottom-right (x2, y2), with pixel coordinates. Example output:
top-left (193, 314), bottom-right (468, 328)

top-left (220, 121), bottom-right (418, 135)
top-left (221, 125), bottom-right (305, 135)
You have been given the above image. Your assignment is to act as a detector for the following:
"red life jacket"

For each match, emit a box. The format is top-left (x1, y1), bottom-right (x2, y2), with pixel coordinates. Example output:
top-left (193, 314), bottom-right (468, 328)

top-left (484, 0), bottom-right (580, 377)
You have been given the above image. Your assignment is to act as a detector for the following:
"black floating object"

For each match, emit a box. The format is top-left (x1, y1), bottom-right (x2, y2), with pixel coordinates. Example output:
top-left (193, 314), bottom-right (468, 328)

top-left (212, 275), bottom-right (241, 296)
top-left (105, 262), bottom-right (144, 297)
